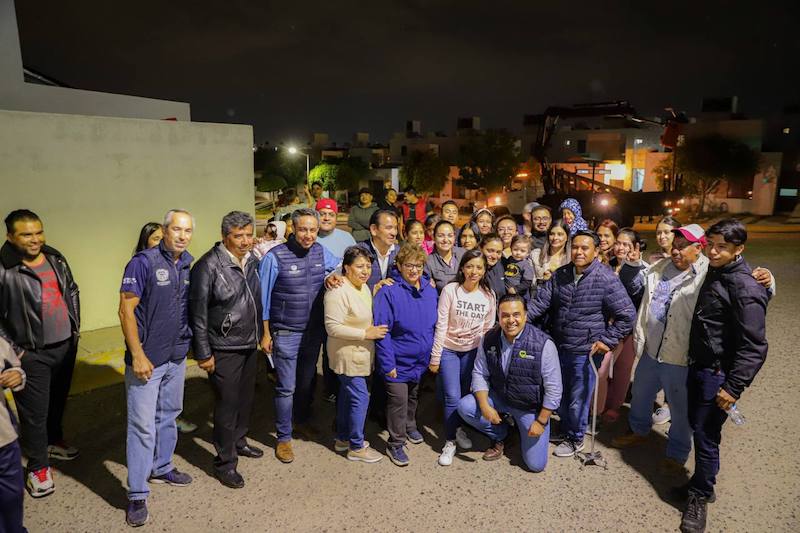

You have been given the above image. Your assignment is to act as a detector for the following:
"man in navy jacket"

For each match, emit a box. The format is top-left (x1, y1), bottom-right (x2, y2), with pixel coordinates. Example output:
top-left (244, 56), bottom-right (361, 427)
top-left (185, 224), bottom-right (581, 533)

top-left (679, 219), bottom-right (769, 533)
top-left (528, 230), bottom-right (635, 457)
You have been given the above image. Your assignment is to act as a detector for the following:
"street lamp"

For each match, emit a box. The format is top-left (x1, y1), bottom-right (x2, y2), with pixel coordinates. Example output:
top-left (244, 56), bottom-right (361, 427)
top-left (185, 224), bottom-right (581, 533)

top-left (287, 146), bottom-right (310, 185)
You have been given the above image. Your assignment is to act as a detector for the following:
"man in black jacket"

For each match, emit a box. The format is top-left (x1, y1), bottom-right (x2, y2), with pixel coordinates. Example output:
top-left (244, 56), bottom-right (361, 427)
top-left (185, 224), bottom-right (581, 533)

top-left (0, 209), bottom-right (80, 498)
top-left (679, 219), bottom-right (769, 533)
top-left (189, 211), bottom-right (264, 489)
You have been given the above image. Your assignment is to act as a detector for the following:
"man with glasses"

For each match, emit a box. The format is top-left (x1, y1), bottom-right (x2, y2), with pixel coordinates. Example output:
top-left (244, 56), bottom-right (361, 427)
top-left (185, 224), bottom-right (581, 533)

top-left (524, 204), bottom-right (553, 250)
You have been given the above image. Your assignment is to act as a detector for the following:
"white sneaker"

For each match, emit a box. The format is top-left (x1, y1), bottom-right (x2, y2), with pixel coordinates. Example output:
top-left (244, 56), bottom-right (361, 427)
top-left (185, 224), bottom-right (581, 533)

top-left (652, 406), bottom-right (671, 425)
top-left (455, 427), bottom-right (472, 450)
top-left (438, 441), bottom-right (457, 466)
top-left (27, 467), bottom-right (55, 498)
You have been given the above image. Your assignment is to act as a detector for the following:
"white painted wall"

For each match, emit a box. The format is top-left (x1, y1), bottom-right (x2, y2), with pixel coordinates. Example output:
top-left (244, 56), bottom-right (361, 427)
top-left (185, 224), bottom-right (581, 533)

top-left (0, 109), bottom-right (254, 331)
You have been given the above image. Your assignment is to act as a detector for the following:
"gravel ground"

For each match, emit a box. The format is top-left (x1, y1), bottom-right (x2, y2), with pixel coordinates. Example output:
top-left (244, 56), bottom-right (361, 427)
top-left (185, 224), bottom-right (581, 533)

top-left (23, 234), bottom-right (800, 533)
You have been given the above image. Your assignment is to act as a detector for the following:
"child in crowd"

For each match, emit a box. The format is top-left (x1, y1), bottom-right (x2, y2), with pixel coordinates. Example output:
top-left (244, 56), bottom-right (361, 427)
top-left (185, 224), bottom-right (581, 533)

top-left (502, 234), bottom-right (535, 300)
top-left (422, 214), bottom-right (440, 255)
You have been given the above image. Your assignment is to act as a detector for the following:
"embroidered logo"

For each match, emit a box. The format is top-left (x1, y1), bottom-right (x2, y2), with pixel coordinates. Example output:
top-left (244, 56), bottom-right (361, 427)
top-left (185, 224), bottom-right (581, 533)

top-left (518, 350), bottom-right (528, 359)
top-left (155, 268), bottom-right (170, 286)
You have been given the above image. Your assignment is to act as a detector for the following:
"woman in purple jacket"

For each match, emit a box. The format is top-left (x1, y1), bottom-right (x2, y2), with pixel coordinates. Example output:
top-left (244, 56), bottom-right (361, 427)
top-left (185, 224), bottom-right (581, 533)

top-left (373, 244), bottom-right (438, 467)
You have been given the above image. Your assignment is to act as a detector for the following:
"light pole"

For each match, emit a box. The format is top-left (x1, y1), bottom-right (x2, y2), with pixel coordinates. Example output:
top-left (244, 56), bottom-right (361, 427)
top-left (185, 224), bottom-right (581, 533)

top-left (287, 146), bottom-right (310, 186)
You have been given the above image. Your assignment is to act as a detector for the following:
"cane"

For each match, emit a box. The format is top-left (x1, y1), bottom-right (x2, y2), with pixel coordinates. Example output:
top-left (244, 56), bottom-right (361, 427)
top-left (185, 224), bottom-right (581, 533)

top-left (575, 351), bottom-right (608, 470)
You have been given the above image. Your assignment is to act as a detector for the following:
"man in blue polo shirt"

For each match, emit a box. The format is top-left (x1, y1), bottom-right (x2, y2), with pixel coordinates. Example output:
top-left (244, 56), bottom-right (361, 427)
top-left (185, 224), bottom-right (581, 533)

top-left (119, 209), bottom-right (195, 528)
top-left (260, 208), bottom-right (341, 464)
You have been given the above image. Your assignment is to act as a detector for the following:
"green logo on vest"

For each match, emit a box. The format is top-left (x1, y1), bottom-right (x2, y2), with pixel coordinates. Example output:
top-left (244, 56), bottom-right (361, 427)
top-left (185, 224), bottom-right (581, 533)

top-left (518, 350), bottom-right (528, 359)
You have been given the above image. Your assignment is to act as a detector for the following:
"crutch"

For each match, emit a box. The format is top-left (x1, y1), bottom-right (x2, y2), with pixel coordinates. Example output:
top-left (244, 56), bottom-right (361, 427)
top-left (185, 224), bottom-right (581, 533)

top-left (575, 351), bottom-right (608, 470)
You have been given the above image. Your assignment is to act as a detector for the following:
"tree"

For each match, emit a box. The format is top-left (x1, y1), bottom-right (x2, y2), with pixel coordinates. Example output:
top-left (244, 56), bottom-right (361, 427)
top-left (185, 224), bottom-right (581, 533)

top-left (457, 129), bottom-right (521, 191)
top-left (400, 149), bottom-right (450, 194)
top-left (307, 157), bottom-right (370, 192)
top-left (254, 147), bottom-right (306, 191)
top-left (669, 135), bottom-right (760, 214)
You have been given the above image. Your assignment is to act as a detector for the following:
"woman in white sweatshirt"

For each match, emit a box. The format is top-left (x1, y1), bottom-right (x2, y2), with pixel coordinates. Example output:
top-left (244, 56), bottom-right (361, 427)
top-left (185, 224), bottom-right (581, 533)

top-left (428, 249), bottom-right (496, 466)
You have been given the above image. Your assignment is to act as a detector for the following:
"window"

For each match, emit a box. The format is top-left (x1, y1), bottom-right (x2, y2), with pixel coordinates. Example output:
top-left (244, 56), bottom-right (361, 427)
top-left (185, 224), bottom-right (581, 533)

top-left (576, 139), bottom-right (586, 153)
top-left (565, 139), bottom-right (572, 146)
top-left (784, 127), bottom-right (791, 134)
top-left (632, 169), bottom-right (645, 192)
top-left (634, 138), bottom-right (643, 145)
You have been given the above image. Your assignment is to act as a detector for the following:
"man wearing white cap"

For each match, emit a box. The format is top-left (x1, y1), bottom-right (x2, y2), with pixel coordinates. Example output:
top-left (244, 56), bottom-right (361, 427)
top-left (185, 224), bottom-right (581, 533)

top-left (612, 224), bottom-right (774, 477)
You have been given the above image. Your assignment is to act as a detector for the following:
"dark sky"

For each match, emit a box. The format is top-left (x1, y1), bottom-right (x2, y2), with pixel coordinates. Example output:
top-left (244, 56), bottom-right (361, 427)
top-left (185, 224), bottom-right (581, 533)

top-left (16, 0), bottom-right (799, 144)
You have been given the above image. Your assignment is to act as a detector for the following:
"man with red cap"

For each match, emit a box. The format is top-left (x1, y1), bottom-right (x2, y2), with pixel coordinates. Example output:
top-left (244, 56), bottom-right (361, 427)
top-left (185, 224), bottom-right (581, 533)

top-left (316, 199), bottom-right (356, 259)
top-left (316, 198), bottom-right (356, 402)
top-left (612, 224), bottom-right (774, 481)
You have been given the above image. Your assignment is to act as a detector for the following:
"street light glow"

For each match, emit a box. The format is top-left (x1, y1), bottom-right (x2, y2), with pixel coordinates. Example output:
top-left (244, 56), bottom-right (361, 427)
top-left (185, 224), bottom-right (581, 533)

top-left (288, 146), bottom-right (298, 154)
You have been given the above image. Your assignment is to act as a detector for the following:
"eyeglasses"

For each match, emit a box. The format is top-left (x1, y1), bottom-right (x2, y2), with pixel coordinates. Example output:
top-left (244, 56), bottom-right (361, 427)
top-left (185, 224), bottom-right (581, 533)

top-left (402, 263), bottom-right (424, 271)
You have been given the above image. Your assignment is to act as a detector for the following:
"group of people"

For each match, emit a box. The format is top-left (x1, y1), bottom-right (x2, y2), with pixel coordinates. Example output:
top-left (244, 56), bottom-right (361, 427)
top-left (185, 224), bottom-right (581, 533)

top-left (0, 193), bottom-right (772, 533)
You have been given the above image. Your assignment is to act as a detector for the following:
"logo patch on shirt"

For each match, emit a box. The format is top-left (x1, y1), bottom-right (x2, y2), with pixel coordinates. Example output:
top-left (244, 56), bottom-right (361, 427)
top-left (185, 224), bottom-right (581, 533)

top-left (488, 346), bottom-right (497, 356)
top-left (290, 265), bottom-right (298, 272)
top-left (518, 350), bottom-right (528, 359)
top-left (155, 268), bottom-right (170, 286)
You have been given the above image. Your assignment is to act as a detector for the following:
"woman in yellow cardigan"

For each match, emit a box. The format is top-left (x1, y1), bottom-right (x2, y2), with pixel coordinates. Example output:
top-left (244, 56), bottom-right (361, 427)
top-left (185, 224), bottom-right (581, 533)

top-left (324, 246), bottom-right (388, 463)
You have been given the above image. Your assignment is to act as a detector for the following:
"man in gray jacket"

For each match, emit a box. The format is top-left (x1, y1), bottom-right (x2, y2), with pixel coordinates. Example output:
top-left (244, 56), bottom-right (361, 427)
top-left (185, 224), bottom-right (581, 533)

top-left (347, 188), bottom-right (378, 242)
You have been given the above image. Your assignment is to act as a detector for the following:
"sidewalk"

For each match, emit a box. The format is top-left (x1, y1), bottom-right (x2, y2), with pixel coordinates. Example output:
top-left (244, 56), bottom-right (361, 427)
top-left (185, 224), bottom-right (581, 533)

top-left (634, 214), bottom-right (800, 233)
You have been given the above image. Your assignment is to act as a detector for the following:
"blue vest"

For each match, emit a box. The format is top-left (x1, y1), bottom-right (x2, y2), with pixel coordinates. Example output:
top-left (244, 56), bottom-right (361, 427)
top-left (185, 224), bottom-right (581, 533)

top-left (268, 238), bottom-right (326, 331)
top-left (126, 243), bottom-right (193, 367)
top-left (482, 323), bottom-right (549, 411)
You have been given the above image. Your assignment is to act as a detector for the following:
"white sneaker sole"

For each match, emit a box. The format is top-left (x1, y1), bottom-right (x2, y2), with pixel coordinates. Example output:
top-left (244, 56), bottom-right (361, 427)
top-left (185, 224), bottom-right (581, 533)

top-left (347, 453), bottom-right (382, 463)
top-left (438, 455), bottom-right (455, 466)
top-left (27, 486), bottom-right (55, 498)
top-left (553, 442), bottom-right (585, 458)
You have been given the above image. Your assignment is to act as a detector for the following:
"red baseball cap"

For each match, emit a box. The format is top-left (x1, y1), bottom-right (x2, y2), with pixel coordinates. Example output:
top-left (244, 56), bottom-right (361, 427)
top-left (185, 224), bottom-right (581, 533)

top-left (315, 198), bottom-right (338, 213)
top-left (673, 224), bottom-right (707, 246)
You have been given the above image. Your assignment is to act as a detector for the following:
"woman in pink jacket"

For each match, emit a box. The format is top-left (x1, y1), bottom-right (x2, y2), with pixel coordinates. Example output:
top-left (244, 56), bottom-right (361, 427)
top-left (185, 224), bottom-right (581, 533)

top-left (428, 249), bottom-right (496, 466)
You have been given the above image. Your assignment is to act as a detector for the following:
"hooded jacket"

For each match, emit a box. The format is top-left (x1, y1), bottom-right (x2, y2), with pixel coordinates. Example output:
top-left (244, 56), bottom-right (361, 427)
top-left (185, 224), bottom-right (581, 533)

top-left (373, 271), bottom-right (438, 383)
top-left (558, 198), bottom-right (589, 236)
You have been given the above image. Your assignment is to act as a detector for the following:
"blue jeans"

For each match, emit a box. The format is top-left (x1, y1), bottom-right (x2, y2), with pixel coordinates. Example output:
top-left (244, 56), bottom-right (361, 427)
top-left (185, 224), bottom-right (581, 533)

top-left (687, 366), bottom-right (728, 498)
top-left (628, 354), bottom-right (691, 462)
top-left (559, 354), bottom-right (597, 442)
top-left (458, 391), bottom-right (551, 472)
top-left (272, 328), bottom-right (323, 442)
top-left (438, 348), bottom-right (476, 441)
top-left (0, 440), bottom-right (26, 533)
top-left (125, 359), bottom-right (185, 501)
top-left (336, 375), bottom-right (369, 450)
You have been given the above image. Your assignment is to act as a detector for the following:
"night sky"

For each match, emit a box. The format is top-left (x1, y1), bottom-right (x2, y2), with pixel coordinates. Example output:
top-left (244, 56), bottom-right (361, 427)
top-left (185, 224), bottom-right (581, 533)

top-left (16, 1), bottom-right (799, 144)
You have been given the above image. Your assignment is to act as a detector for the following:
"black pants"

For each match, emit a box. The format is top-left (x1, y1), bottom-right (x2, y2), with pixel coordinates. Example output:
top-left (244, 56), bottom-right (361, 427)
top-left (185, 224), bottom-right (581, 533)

top-left (320, 332), bottom-right (338, 398)
top-left (12, 339), bottom-right (76, 471)
top-left (0, 440), bottom-right (26, 533)
top-left (385, 381), bottom-right (419, 448)
top-left (209, 349), bottom-right (258, 474)
top-left (687, 366), bottom-right (728, 499)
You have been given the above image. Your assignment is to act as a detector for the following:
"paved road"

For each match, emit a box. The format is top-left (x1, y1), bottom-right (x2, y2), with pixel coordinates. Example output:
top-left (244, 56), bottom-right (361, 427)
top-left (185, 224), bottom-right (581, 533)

top-left (24, 234), bottom-right (800, 532)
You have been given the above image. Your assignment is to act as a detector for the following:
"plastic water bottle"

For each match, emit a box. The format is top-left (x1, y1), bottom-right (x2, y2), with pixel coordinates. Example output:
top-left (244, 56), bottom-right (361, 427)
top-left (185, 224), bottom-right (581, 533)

top-left (727, 404), bottom-right (746, 425)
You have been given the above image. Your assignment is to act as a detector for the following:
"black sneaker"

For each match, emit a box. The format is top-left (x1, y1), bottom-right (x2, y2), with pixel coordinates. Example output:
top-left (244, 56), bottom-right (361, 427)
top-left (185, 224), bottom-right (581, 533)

top-left (215, 469), bottom-right (245, 489)
top-left (670, 483), bottom-right (716, 504)
top-left (148, 468), bottom-right (192, 486)
top-left (126, 500), bottom-right (149, 527)
top-left (680, 494), bottom-right (708, 533)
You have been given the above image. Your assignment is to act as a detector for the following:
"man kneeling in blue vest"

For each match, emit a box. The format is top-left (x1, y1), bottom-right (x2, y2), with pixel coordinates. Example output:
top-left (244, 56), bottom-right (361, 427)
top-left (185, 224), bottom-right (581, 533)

top-left (457, 294), bottom-right (562, 472)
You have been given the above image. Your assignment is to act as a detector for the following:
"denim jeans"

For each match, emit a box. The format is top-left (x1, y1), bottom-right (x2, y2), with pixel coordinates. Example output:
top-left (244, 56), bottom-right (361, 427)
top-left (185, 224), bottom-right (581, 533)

top-left (558, 354), bottom-right (597, 442)
top-left (0, 440), bottom-right (25, 533)
top-left (458, 391), bottom-right (551, 473)
top-left (272, 327), bottom-right (324, 442)
top-left (628, 354), bottom-right (691, 462)
top-left (125, 359), bottom-right (185, 501)
top-left (336, 375), bottom-right (369, 450)
top-left (437, 348), bottom-right (476, 441)
top-left (687, 366), bottom-right (728, 498)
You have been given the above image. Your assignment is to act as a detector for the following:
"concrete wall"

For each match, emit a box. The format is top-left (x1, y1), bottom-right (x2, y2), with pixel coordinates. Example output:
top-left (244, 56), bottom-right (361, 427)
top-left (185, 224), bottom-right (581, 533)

top-left (0, 109), bottom-right (254, 331)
